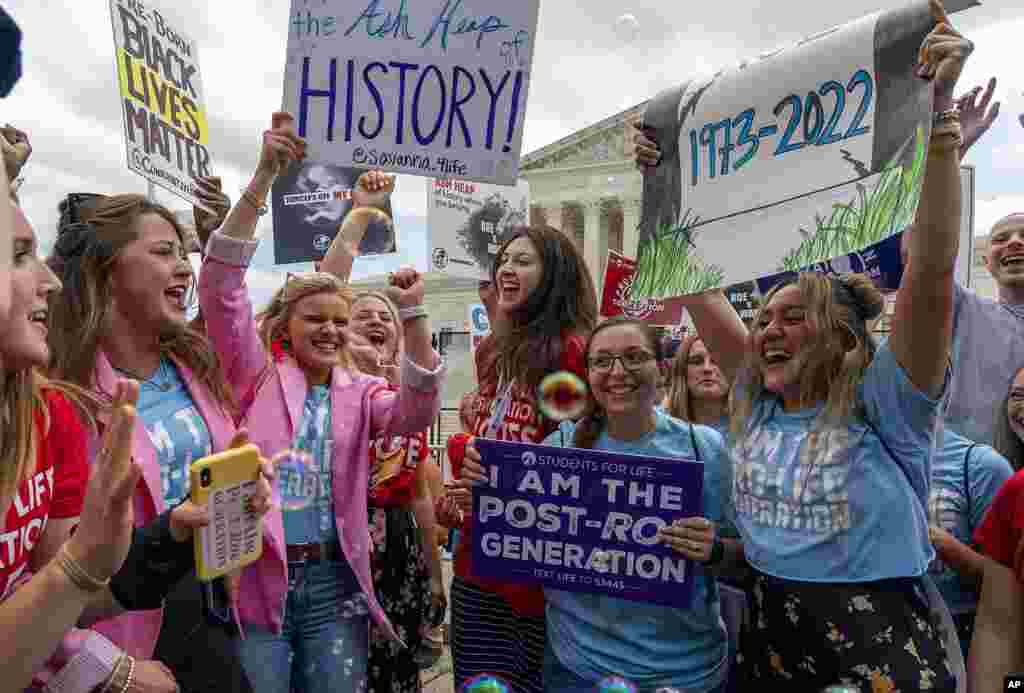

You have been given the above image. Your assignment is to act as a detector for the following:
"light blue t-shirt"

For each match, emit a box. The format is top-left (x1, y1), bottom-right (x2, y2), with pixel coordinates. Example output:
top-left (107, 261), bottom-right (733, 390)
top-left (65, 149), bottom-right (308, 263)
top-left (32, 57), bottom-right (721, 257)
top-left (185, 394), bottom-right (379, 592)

top-left (731, 341), bottom-right (941, 582)
top-left (135, 359), bottom-right (213, 508)
top-left (281, 385), bottom-right (338, 545)
top-left (928, 428), bottom-right (1013, 615)
top-left (541, 411), bottom-right (729, 693)
top-left (947, 283), bottom-right (1024, 445)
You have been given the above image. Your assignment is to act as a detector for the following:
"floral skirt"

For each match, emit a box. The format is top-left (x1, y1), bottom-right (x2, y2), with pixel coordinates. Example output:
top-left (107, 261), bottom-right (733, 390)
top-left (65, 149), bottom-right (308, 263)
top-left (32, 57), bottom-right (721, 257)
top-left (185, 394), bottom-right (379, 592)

top-left (736, 571), bottom-right (956, 693)
top-left (368, 504), bottom-right (432, 693)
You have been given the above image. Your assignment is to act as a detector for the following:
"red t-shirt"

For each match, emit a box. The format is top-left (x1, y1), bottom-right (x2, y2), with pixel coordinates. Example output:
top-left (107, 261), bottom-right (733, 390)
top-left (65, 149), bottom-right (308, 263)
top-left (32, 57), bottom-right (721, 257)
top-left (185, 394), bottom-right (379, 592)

top-left (368, 429), bottom-right (429, 508)
top-left (0, 391), bottom-right (89, 599)
top-left (454, 334), bottom-right (587, 616)
top-left (974, 469), bottom-right (1024, 578)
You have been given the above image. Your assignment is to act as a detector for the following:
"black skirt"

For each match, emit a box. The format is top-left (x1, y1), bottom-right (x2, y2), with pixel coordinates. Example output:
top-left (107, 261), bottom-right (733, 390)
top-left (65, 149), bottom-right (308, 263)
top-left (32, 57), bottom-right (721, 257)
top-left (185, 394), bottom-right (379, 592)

top-left (736, 570), bottom-right (956, 692)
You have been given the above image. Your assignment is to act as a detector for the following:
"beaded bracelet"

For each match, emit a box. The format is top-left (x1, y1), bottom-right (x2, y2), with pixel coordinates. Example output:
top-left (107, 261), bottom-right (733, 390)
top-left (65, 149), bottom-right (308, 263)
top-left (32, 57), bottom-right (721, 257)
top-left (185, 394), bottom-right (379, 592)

top-left (118, 657), bottom-right (136, 693)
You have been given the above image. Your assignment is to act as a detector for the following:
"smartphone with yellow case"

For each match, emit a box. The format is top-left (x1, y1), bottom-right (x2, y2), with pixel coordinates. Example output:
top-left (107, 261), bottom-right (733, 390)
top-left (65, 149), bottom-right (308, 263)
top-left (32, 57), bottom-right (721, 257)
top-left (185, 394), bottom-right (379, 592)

top-left (189, 444), bottom-right (263, 581)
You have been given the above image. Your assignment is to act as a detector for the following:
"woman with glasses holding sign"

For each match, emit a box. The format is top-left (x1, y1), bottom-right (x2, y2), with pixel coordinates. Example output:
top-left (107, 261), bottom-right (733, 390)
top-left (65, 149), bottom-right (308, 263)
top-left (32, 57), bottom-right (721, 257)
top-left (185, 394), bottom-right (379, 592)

top-left (633, 2), bottom-right (971, 690)
top-left (537, 316), bottom-right (740, 693)
top-left (445, 226), bottom-right (598, 693)
top-left (196, 112), bottom-right (445, 693)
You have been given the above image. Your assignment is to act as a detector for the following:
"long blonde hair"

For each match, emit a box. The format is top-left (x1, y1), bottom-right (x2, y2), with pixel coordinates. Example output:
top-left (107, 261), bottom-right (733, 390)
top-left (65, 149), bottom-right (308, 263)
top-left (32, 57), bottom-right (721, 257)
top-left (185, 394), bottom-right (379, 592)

top-left (731, 272), bottom-right (884, 442)
top-left (47, 194), bottom-right (235, 417)
top-left (0, 369), bottom-right (97, 513)
top-left (257, 272), bottom-right (354, 371)
top-left (664, 335), bottom-right (729, 422)
top-left (351, 290), bottom-right (403, 365)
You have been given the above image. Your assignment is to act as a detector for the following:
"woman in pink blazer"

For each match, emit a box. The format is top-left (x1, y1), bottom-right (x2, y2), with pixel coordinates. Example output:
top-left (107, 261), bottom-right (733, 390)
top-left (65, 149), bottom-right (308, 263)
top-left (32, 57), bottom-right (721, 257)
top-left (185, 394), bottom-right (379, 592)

top-left (198, 112), bottom-right (445, 693)
top-left (46, 187), bottom-right (268, 693)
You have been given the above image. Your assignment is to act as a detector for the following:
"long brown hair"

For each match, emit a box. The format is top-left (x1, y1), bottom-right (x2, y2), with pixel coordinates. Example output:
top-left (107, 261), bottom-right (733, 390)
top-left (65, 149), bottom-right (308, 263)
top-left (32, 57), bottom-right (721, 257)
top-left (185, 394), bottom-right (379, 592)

top-left (993, 366), bottom-right (1024, 472)
top-left (572, 317), bottom-right (664, 450)
top-left (479, 226), bottom-right (598, 394)
top-left (664, 335), bottom-right (729, 422)
top-left (731, 272), bottom-right (884, 441)
top-left (47, 194), bottom-right (234, 417)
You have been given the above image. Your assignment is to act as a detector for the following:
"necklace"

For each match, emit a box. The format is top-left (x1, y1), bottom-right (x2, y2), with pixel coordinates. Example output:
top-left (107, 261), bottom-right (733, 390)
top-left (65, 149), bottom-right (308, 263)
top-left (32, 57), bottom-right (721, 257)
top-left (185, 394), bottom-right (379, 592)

top-left (113, 359), bottom-right (173, 392)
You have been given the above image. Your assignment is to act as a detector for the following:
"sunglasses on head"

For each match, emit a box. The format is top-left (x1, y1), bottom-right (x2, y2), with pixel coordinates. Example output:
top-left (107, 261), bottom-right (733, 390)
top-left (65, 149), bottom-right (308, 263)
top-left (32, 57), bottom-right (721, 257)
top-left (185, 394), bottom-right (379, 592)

top-left (58, 192), bottom-right (104, 230)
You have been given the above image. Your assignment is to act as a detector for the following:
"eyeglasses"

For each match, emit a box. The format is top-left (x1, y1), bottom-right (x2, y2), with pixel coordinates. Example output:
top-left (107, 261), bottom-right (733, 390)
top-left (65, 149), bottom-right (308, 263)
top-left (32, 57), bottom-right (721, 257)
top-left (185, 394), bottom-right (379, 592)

top-left (587, 351), bottom-right (656, 372)
top-left (58, 192), bottom-right (104, 230)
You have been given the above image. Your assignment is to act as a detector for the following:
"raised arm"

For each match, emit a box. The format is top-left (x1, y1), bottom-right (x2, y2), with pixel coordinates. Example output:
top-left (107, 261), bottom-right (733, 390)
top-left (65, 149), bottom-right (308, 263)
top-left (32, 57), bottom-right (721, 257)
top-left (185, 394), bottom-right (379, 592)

top-left (198, 114), bottom-right (305, 401)
top-left (320, 170), bottom-right (394, 284)
top-left (679, 290), bottom-right (749, 384)
top-left (889, 0), bottom-right (971, 399)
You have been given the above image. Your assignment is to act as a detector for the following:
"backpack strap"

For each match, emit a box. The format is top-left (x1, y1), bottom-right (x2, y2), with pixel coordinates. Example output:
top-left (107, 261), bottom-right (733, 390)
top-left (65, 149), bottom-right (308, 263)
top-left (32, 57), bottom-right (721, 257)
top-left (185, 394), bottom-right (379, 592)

top-left (689, 423), bottom-right (703, 462)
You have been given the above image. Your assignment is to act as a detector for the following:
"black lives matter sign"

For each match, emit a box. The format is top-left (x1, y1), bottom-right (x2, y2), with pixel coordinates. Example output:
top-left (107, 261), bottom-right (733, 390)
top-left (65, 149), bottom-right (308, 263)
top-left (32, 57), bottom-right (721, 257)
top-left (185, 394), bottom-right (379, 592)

top-left (109, 0), bottom-right (213, 206)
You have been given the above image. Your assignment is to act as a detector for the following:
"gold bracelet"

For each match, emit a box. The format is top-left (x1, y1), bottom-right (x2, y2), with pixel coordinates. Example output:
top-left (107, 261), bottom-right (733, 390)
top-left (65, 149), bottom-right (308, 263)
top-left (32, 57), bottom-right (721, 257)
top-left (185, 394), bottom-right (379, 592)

top-left (56, 545), bottom-right (110, 593)
top-left (98, 655), bottom-right (129, 693)
top-left (117, 657), bottom-right (135, 693)
top-left (240, 189), bottom-right (268, 216)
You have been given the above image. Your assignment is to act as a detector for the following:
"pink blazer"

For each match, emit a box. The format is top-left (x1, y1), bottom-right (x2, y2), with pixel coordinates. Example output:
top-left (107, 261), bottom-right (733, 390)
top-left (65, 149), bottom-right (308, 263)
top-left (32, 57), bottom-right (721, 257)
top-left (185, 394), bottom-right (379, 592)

top-left (199, 232), bottom-right (445, 640)
top-left (87, 351), bottom-right (240, 658)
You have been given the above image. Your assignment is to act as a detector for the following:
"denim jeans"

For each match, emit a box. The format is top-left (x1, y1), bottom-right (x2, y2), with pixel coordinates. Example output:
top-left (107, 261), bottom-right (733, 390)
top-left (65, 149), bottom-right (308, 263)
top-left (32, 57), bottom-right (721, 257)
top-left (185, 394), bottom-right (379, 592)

top-left (239, 561), bottom-right (369, 693)
top-left (542, 642), bottom-right (725, 693)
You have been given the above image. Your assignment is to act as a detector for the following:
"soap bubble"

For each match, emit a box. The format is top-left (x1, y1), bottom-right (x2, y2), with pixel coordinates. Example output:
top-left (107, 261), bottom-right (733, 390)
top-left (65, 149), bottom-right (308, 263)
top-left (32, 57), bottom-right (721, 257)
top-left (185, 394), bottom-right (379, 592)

top-left (461, 674), bottom-right (509, 693)
top-left (598, 676), bottom-right (638, 693)
top-left (537, 371), bottom-right (589, 422)
top-left (273, 448), bottom-right (319, 512)
top-left (613, 14), bottom-right (640, 42)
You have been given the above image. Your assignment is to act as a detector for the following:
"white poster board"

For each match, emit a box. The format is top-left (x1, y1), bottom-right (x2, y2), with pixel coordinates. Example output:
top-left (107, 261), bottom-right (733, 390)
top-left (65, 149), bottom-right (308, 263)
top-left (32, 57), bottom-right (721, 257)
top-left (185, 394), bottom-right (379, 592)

top-left (281, 0), bottom-right (541, 184)
top-left (427, 178), bottom-right (529, 279)
top-left (633, 0), bottom-right (976, 299)
top-left (108, 0), bottom-right (212, 206)
top-left (958, 165), bottom-right (975, 289)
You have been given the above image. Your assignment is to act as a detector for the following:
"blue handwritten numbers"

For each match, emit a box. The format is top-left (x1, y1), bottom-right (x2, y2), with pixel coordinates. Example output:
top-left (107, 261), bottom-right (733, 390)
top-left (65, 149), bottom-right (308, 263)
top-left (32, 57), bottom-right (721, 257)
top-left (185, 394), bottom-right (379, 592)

top-left (688, 69), bottom-right (875, 186)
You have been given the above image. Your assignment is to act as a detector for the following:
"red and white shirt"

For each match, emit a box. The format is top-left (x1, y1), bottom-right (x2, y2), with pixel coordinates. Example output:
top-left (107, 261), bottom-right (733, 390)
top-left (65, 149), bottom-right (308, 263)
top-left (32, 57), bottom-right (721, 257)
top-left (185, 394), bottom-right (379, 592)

top-left (0, 391), bottom-right (88, 600)
top-left (975, 469), bottom-right (1024, 580)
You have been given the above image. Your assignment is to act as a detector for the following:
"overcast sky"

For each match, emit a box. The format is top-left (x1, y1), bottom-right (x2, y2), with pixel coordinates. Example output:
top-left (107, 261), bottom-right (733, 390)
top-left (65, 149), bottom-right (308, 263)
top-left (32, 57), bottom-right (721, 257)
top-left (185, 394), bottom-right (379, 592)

top-left (4, 0), bottom-right (1023, 309)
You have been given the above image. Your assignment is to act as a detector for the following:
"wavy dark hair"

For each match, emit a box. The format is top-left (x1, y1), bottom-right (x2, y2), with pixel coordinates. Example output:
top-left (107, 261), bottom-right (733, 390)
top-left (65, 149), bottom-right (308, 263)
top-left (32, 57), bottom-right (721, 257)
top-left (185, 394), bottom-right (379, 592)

top-left (47, 194), bottom-right (235, 419)
top-left (993, 365), bottom-right (1024, 472)
top-left (478, 225), bottom-right (598, 393)
top-left (572, 317), bottom-right (664, 450)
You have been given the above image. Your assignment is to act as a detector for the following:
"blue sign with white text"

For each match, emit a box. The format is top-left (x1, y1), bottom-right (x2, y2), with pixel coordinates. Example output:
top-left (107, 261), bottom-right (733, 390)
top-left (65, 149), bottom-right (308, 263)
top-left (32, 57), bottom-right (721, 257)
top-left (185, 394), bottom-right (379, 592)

top-left (472, 438), bottom-right (704, 608)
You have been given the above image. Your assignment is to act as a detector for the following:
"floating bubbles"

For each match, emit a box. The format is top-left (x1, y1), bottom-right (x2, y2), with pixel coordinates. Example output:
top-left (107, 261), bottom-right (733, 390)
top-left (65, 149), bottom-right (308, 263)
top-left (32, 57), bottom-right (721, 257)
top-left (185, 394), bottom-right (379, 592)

top-left (461, 674), bottom-right (509, 693)
top-left (272, 448), bottom-right (318, 512)
top-left (597, 676), bottom-right (638, 693)
top-left (613, 13), bottom-right (640, 42)
top-left (537, 371), bottom-right (589, 422)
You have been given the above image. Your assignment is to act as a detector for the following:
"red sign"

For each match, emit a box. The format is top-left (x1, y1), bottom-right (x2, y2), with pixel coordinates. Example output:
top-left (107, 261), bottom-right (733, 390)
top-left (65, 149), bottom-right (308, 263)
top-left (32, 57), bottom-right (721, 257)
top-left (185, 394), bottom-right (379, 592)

top-left (600, 250), bottom-right (689, 327)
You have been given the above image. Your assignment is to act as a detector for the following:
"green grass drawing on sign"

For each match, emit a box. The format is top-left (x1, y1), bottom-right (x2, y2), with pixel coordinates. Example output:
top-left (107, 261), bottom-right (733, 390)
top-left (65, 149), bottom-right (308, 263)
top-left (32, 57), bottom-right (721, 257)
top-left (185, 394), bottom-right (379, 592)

top-left (630, 126), bottom-right (927, 299)
top-left (778, 126), bottom-right (926, 272)
top-left (629, 209), bottom-right (726, 300)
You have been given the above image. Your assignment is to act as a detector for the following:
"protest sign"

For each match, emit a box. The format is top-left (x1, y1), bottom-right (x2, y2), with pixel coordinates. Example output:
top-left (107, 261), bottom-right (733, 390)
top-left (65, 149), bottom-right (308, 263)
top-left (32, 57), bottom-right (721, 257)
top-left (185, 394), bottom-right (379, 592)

top-left (468, 302), bottom-right (490, 351)
top-left (281, 0), bottom-right (541, 184)
top-left (631, 0), bottom-right (977, 300)
top-left (472, 438), bottom-right (704, 608)
top-left (428, 177), bottom-right (529, 279)
top-left (601, 250), bottom-right (757, 325)
top-left (108, 0), bottom-right (212, 206)
top-left (271, 162), bottom-right (396, 265)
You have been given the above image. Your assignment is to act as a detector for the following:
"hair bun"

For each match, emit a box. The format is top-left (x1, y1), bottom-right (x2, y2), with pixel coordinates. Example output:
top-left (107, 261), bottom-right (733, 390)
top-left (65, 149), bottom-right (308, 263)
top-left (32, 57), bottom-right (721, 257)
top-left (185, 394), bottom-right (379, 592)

top-left (837, 273), bottom-right (884, 322)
